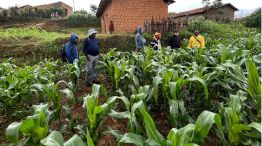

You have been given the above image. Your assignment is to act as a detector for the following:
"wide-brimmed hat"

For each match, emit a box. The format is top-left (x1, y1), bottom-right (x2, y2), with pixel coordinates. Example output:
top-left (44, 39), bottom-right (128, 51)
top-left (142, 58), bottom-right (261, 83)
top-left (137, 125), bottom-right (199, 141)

top-left (88, 28), bottom-right (97, 36)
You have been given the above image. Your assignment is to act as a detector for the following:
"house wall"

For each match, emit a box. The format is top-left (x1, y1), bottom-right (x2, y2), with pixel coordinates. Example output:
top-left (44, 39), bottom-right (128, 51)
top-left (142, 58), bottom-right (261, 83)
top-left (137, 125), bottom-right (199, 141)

top-left (36, 2), bottom-right (73, 16)
top-left (100, 3), bottom-right (114, 33)
top-left (173, 13), bottom-right (204, 22)
top-left (171, 5), bottom-right (236, 23)
top-left (100, 0), bottom-right (168, 33)
top-left (207, 6), bottom-right (235, 21)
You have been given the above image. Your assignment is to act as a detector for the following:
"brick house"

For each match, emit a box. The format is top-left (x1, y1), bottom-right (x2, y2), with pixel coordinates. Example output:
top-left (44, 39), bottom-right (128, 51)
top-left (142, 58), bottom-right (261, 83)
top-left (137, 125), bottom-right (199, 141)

top-left (35, 1), bottom-right (73, 16)
top-left (170, 3), bottom-right (238, 22)
top-left (96, 0), bottom-right (175, 33)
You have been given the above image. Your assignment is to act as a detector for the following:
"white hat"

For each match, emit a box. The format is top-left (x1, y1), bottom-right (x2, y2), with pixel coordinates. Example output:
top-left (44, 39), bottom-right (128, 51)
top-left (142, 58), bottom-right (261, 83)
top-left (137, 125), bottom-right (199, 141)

top-left (88, 28), bottom-right (97, 36)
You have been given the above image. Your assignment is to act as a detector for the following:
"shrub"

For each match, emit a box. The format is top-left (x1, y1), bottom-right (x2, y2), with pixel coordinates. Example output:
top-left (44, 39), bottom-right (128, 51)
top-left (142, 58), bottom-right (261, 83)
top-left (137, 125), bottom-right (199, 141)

top-left (244, 8), bottom-right (261, 29)
top-left (66, 13), bottom-right (100, 28)
top-left (187, 16), bottom-right (220, 34)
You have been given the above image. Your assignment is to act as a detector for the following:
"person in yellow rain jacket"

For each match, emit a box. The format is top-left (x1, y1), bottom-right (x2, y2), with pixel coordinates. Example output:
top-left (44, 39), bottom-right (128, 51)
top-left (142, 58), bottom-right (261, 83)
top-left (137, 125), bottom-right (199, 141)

top-left (187, 30), bottom-right (205, 49)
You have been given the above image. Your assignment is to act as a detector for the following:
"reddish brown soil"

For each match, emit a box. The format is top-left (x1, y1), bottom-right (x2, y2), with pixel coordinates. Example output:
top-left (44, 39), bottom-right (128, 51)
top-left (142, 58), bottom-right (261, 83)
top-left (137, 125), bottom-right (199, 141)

top-left (98, 117), bottom-right (129, 146)
top-left (204, 128), bottom-right (219, 146)
top-left (0, 114), bottom-right (12, 143)
top-left (50, 73), bottom-right (126, 145)
top-left (0, 72), bottom-right (222, 145)
top-left (151, 110), bottom-right (171, 137)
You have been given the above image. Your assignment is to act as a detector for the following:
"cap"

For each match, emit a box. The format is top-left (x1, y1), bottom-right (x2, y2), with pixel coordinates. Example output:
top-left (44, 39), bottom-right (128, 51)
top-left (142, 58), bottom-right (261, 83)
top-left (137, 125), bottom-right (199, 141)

top-left (88, 28), bottom-right (97, 36)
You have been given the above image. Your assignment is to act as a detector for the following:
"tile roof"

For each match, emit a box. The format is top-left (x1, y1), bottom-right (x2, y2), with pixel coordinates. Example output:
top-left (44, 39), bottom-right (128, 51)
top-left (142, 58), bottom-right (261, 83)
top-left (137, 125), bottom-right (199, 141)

top-left (171, 3), bottom-right (238, 18)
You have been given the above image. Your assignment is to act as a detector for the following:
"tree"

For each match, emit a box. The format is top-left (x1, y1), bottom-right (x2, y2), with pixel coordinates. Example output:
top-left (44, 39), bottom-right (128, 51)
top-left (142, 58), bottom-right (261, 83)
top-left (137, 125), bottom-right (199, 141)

top-left (74, 9), bottom-right (88, 15)
top-left (244, 8), bottom-right (261, 28)
top-left (202, 0), bottom-right (223, 20)
top-left (2, 9), bottom-right (8, 18)
top-left (9, 6), bottom-right (19, 18)
top-left (90, 4), bottom-right (98, 16)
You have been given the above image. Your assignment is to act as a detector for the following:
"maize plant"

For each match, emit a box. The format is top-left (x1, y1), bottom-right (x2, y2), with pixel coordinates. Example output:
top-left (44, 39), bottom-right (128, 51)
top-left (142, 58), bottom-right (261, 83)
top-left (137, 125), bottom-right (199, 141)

top-left (246, 59), bottom-right (261, 118)
top-left (80, 84), bottom-right (130, 145)
top-left (0, 60), bottom-right (61, 114)
top-left (41, 131), bottom-right (85, 146)
top-left (108, 100), bottom-right (225, 146)
top-left (5, 104), bottom-right (52, 145)
top-left (63, 59), bottom-right (80, 88)
top-left (219, 94), bottom-right (261, 145)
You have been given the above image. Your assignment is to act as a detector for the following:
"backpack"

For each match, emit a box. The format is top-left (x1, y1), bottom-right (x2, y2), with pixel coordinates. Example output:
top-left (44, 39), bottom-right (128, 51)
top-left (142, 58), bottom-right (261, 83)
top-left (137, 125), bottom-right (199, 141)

top-left (59, 44), bottom-right (66, 62)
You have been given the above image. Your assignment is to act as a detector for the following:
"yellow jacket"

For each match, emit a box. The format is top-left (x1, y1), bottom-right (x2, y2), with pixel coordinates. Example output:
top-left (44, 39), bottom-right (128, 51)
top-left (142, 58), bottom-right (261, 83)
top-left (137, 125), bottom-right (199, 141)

top-left (187, 35), bottom-right (205, 48)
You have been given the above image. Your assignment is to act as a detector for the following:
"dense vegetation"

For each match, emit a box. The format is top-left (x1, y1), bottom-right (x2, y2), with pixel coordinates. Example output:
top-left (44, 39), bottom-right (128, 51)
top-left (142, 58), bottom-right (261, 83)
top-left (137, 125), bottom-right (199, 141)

top-left (0, 6), bottom-right (66, 20)
top-left (0, 6), bottom-right (100, 28)
top-left (243, 8), bottom-right (261, 29)
top-left (0, 19), bottom-right (261, 145)
top-left (66, 12), bottom-right (99, 28)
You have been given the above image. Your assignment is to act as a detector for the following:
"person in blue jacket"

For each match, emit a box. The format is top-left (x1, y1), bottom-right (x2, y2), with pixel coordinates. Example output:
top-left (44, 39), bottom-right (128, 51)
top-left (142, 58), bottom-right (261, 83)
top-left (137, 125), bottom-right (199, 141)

top-left (65, 34), bottom-right (79, 64)
top-left (83, 29), bottom-right (99, 86)
top-left (135, 26), bottom-right (146, 52)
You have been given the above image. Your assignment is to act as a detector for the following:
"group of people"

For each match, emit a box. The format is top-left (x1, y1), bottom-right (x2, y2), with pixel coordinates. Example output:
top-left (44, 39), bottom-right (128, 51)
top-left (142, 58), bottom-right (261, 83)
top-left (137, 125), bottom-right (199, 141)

top-left (135, 26), bottom-right (206, 51)
top-left (64, 27), bottom-right (206, 87)
top-left (64, 28), bottom-right (99, 86)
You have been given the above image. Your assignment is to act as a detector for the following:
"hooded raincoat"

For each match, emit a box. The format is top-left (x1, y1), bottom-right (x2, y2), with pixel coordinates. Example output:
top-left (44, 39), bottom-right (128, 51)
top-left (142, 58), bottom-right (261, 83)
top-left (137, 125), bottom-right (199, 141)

top-left (135, 26), bottom-right (146, 50)
top-left (65, 34), bottom-right (79, 64)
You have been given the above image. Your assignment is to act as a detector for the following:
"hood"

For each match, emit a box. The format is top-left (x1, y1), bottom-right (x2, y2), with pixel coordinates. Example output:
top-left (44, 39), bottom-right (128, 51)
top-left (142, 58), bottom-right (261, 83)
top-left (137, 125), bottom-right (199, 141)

top-left (70, 34), bottom-right (78, 44)
top-left (137, 26), bottom-right (143, 34)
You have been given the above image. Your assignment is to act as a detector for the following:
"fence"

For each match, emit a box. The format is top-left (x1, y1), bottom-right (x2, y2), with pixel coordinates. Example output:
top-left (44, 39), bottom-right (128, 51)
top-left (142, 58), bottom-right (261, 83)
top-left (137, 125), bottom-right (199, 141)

top-left (144, 17), bottom-right (188, 33)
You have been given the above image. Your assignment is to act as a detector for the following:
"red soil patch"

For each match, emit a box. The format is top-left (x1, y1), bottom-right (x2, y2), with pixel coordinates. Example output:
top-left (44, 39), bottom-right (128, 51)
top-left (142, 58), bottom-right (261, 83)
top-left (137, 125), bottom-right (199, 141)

top-left (151, 110), bottom-right (171, 137)
top-left (98, 117), bottom-right (129, 146)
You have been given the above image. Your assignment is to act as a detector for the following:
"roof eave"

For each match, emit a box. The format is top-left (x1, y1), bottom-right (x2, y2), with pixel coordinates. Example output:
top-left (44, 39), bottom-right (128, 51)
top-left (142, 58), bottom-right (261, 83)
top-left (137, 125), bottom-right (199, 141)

top-left (96, 0), bottom-right (112, 17)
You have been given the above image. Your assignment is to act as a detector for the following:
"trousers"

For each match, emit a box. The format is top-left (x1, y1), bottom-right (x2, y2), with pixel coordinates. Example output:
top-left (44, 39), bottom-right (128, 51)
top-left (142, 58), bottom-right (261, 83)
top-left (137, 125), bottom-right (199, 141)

top-left (86, 55), bottom-right (99, 83)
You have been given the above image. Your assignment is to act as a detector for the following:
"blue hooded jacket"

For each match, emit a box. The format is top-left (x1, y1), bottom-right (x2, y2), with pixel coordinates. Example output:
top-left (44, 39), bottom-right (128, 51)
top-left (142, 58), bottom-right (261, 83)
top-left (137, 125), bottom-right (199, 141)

top-left (135, 26), bottom-right (146, 49)
top-left (65, 34), bottom-right (79, 64)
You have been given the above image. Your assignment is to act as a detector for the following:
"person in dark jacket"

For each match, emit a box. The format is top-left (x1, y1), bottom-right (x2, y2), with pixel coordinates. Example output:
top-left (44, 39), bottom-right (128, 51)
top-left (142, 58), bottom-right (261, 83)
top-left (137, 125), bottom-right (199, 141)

top-left (83, 29), bottom-right (100, 86)
top-left (109, 21), bottom-right (114, 34)
top-left (135, 26), bottom-right (146, 51)
top-left (168, 30), bottom-right (181, 49)
top-left (150, 32), bottom-right (161, 50)
top-left (65, 34), bottom-right (79, 64)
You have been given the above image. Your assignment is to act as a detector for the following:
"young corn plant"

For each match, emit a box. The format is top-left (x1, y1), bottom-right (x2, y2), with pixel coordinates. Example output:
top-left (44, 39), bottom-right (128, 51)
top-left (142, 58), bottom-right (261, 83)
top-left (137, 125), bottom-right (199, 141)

top-left (219, 94), bottom-right (261, 145)
top-left (246, 59), bottom-right (261, 118)
top-left (109, 90), bottom-right (153, 134)
top-left (80, 84), bottom-right (130, 145)
top-left (63, 59), bottom-right (80, 88)
top-left (5, 104), bottom-right (52, 146)
top-left (41, 131), bottom-right (85, 146)
top-left (32, 81), bottom-right (73, 122)
top-left (108, 100), bottom-right (225, 146)
top-left (168, 77), bottom-right (189, 128)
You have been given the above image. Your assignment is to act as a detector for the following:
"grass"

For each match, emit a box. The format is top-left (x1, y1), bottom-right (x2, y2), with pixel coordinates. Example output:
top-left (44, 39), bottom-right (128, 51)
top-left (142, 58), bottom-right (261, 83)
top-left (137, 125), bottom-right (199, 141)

top-left (0, 27), bottom-right (66, 65)
top-left (0, 27), bottom-right (137, 65)
top-left (50, 27), bottom-right (101, 37)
